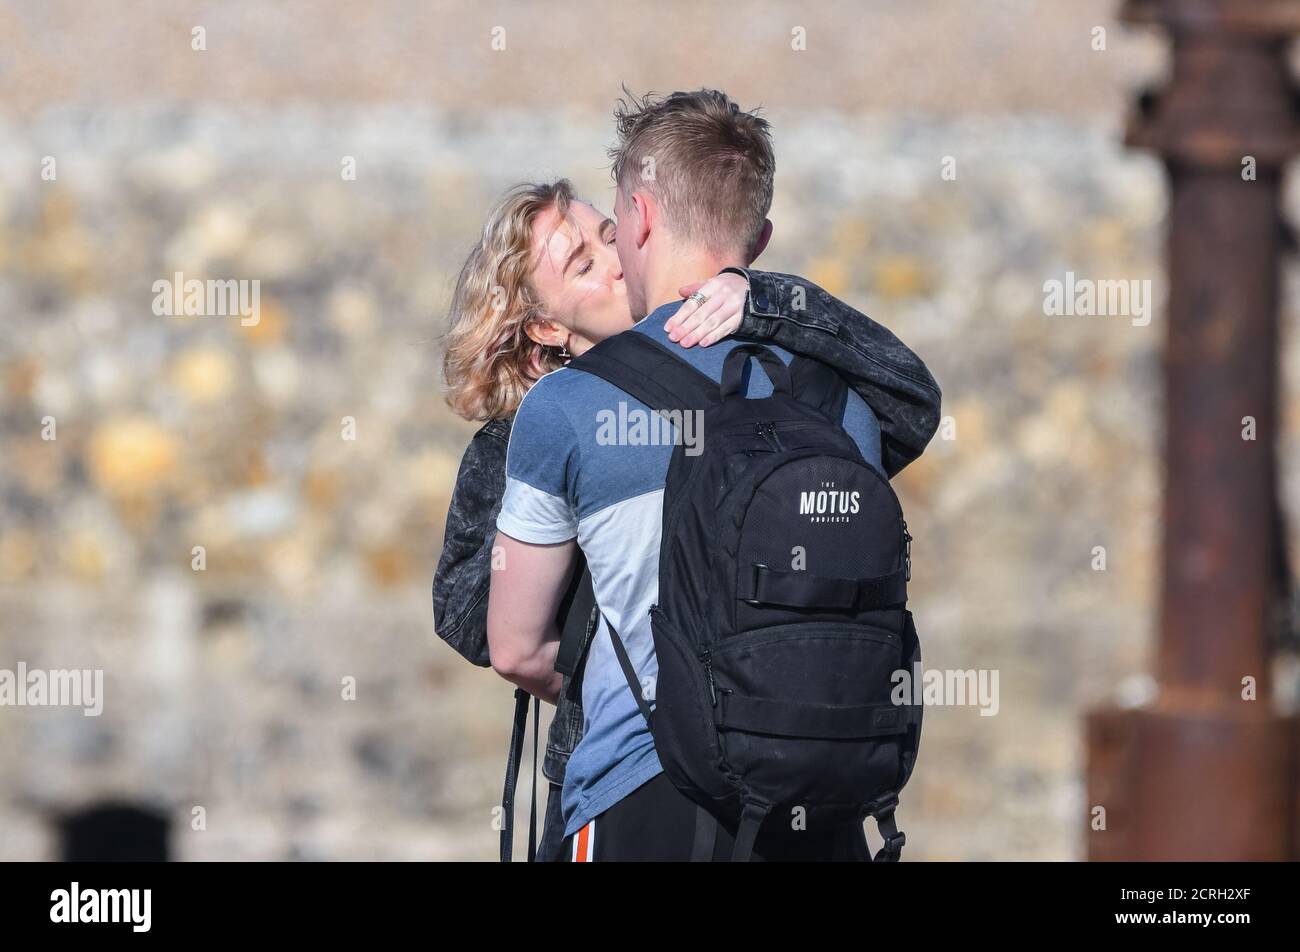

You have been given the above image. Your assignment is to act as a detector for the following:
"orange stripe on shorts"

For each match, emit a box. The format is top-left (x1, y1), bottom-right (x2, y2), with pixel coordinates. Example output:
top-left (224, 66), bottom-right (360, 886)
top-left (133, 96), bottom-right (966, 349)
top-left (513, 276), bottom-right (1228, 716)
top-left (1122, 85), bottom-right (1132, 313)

top-left (574, 821), bottom-right (593, 862)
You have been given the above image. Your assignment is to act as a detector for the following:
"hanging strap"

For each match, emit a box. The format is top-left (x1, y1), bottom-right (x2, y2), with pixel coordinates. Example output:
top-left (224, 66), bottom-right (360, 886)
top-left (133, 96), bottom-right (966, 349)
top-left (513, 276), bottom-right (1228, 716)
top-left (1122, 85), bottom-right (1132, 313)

top-left (731, 798), bottom-right (773, 862)
top-left (603, 615), bottom-right (654, 729)
top-left (528, 694), bottom-right (539, 861)
top-left (690, 804), bottom-right (719, 862)
top-left (499, 688), bottom-right (541, 863)
top-left (872, 808), bottom-right (904, 862)
top-left (864, 795), bottom-right (907, 862)
top-left (554, 564), bottom-right (597, 680)
top-left (738, 563), bottom-right (908, 611)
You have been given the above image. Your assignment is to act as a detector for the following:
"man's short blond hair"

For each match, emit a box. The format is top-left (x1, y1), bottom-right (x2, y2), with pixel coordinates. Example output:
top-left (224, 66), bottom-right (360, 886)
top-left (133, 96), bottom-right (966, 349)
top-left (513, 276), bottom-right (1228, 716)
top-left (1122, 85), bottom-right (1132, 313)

top-left (608, 88), bottom-right (775, 258)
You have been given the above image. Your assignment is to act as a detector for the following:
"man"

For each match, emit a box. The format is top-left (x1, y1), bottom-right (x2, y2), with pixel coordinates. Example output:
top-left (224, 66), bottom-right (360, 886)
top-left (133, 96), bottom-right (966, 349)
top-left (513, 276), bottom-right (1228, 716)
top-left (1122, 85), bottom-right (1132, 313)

top-left (487, 88), bottom-right (887, 860)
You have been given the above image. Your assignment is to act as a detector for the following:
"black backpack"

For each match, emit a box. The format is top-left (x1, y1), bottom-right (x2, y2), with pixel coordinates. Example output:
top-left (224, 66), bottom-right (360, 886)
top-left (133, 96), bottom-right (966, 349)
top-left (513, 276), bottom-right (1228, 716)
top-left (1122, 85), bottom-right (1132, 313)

top-left (569, 334), bottom-right (923, 862)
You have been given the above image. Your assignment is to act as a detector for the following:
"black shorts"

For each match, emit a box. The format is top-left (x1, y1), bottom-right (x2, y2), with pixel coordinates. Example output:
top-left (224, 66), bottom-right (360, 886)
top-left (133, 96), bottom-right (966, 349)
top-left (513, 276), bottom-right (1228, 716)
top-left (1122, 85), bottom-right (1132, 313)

top-left (559, 772), bottom-right (872, 862)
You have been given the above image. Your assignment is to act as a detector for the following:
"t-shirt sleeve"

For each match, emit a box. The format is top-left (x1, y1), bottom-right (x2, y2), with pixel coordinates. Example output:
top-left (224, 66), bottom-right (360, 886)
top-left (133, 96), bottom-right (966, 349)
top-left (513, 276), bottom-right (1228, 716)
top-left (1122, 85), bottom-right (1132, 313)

top-left (496, 378), bottom-right (581, 544)
top-left (841, 390), bottom-right (884, 474)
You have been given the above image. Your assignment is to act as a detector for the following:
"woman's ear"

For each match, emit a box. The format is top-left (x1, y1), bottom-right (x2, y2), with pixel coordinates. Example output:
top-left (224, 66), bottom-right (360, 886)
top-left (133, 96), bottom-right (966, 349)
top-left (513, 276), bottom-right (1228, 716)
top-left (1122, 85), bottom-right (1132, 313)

top-left (524, 317), bottom-right (568, 349)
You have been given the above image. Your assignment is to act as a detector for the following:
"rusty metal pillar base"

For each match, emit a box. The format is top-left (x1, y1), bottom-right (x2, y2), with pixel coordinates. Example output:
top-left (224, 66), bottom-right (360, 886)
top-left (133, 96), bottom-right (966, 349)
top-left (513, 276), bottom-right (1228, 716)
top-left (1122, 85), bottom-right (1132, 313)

top-left (1087, 703), bottom-right (1300, 860)
top-left (1086, 0), bottom-right (1300, 862)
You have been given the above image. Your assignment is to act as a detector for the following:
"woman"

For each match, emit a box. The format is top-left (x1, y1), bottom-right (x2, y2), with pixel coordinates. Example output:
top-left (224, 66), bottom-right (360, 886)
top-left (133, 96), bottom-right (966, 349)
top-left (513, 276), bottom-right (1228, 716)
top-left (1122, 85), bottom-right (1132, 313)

top-left (433, 179), bottom-right (941, 861)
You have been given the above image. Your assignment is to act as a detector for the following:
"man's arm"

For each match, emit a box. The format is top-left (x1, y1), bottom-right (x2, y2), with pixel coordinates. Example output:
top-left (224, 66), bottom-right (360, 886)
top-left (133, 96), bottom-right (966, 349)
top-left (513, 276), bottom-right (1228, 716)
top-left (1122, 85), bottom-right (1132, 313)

top-left (729, 267), bottom-right (942, 479)
top-left (486, 531), bottom-right (577, 704)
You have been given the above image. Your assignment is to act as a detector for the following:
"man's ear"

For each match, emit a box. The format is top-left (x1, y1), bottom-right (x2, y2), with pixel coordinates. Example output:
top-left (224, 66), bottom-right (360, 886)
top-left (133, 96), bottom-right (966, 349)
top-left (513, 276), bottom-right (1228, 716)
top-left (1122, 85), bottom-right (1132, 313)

top-left (524, 317), bottom-right (567, 349)
top-left (747, 218), bottom-right (773, 264)
top-left (631, 190), bottom-right (654, 249)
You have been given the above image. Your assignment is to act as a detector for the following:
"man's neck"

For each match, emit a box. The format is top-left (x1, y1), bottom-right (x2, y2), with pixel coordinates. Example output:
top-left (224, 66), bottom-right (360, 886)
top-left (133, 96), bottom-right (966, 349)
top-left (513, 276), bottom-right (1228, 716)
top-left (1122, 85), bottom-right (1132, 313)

top-left (641, 247), bottom-right (746, 319)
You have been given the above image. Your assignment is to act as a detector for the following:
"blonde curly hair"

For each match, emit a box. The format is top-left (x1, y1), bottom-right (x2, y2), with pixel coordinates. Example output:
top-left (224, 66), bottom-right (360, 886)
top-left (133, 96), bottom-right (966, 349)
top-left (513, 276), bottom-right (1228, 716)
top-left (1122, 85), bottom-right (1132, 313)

top-left (442, 180), bottom-right (576, 421)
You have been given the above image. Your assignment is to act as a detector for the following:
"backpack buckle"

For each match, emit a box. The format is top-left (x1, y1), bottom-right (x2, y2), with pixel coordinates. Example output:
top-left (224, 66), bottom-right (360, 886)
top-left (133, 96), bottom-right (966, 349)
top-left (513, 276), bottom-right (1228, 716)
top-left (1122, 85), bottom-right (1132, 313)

top-left (902, 524), bottom-right (912, 583)
top-left (880, 830), bottom-right (907, 858)
top-left (864, 794), bottom-right (905, 861)
top-left (864, 793), bottom-right (899, 818)
top-left (743, 563), bottom-right (769, 605)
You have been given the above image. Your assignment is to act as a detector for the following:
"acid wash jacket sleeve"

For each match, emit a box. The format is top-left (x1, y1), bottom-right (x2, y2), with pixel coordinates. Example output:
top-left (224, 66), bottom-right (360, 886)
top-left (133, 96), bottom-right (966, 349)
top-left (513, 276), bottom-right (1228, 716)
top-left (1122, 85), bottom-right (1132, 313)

top-left (432, 416), bottom-right (511, 668)
top-left (728, 267), bottom-right (943, 479)
top-left (432, 413), bottom-right (587, 784)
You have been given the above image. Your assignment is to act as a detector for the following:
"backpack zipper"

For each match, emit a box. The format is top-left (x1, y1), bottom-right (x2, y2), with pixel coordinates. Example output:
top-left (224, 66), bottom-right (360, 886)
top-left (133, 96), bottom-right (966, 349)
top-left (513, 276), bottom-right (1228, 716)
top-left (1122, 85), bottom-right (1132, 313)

top-left (902, 519), bottom-right (913, 581)
top-left (756, 421), bottom-right (783, 452)
top-left (698, 648), bottom-right (717, 705)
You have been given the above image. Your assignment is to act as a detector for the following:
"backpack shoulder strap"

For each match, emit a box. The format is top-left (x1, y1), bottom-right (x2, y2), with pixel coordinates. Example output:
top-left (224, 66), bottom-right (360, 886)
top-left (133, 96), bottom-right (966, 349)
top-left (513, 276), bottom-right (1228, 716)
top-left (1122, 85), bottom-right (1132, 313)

top-left (566, 334), bottom-right (716, 739)
top-left (554, 559), bottom-right (595, 679)
top-left (568, 332), bottom-right (718, 415)
top-left (789, 355), bottom-right (849, 422)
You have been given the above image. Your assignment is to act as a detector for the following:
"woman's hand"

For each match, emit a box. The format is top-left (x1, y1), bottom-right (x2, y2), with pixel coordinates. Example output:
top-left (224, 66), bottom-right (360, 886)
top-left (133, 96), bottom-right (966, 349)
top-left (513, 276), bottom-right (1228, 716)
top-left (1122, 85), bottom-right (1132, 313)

top-left (665, 271), bottom-right (750, 348)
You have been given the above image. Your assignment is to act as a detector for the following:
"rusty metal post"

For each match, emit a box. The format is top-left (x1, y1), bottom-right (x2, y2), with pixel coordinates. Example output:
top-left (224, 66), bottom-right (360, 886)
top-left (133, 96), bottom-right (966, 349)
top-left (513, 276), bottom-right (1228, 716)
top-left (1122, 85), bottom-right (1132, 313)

top-left (1086, 0), bottom-right (1300, 860)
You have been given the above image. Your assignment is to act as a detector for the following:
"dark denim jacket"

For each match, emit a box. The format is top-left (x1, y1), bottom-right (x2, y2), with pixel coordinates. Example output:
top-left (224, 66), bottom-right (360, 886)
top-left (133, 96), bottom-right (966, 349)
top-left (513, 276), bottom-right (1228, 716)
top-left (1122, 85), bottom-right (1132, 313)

top-left (432, 268), bottom-right (942, 785)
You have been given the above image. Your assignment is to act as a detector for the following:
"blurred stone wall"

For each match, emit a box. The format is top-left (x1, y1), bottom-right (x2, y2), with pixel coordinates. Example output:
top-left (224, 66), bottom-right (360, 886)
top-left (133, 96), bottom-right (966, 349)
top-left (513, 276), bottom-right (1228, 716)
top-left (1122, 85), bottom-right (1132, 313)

top-left (1, 0), bottom-right (1295, 861)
